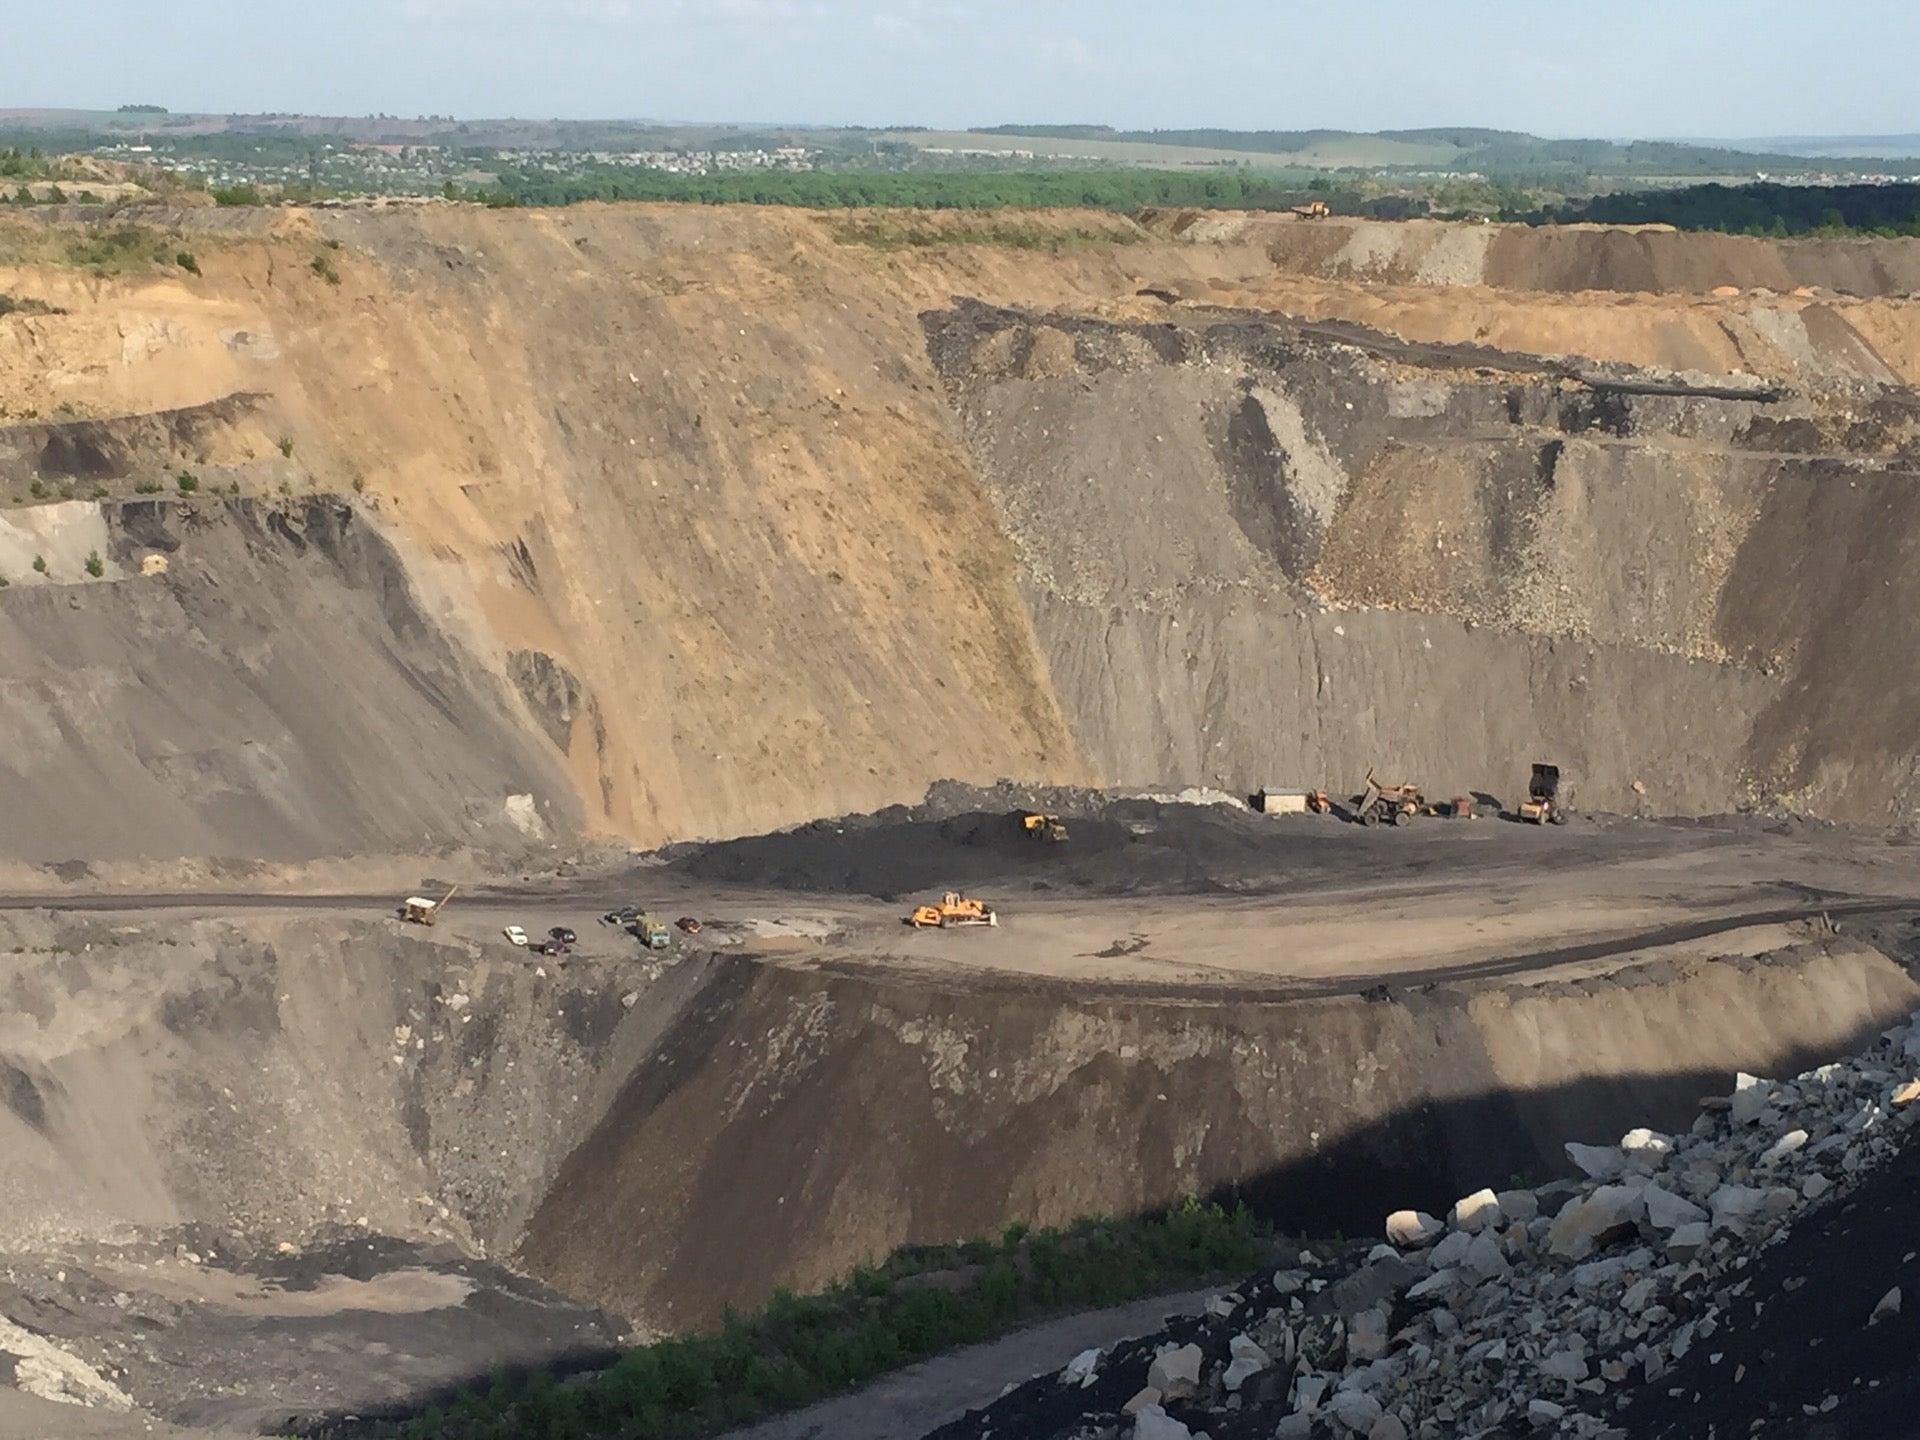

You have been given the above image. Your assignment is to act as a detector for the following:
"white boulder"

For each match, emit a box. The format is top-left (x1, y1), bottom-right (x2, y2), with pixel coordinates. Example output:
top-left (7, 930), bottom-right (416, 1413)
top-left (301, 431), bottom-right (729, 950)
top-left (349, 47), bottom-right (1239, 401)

top-left (1449, 1188), bottom-right (1503, 1233)
top-left (1147, 1343), bottom-right (1203, 1400)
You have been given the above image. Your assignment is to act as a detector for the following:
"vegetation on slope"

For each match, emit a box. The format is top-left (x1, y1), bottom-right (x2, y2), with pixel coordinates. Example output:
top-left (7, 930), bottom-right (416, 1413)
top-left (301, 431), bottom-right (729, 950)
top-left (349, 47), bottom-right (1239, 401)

top-left (482, 165), bottom-right (1340, 212)
top-left (391, 1200), bottom-right (1270, 1440)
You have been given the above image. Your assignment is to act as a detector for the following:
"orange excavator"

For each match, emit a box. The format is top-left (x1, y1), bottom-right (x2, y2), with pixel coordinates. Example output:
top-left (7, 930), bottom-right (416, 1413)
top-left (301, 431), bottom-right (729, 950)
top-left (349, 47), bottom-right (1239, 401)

top-left (907, 891), bottom-right (999, 929)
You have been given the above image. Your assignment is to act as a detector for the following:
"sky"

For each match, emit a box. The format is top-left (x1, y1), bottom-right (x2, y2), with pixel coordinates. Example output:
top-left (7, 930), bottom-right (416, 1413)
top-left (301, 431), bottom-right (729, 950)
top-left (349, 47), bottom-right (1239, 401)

top-left (3, 0), bottom-right (1913, 139)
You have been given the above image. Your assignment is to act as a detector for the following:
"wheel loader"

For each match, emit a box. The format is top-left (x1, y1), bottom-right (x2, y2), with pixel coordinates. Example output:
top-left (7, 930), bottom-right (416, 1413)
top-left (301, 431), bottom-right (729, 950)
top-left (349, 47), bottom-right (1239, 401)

top-left (907, 891), bottom-right (999, 929)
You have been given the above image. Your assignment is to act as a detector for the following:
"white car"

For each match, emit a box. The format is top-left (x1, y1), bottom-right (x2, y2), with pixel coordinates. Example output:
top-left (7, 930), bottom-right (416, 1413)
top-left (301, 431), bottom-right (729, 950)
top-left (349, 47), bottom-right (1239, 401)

top-left (502, 925), bottom-right (529, 947)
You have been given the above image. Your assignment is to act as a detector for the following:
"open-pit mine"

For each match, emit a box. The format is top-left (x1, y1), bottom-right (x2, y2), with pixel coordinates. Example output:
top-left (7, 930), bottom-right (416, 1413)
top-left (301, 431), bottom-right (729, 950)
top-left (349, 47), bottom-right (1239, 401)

top-left (4, 205), bottom-right (1920, 1439)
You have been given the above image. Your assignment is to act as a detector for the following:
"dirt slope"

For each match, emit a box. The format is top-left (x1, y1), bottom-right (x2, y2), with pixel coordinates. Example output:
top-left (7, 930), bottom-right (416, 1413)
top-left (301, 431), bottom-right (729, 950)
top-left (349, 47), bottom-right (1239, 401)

top-left (517, 939), bottom-right (1917, 1332)
top-left (0, 497), bottom-right (576, 866)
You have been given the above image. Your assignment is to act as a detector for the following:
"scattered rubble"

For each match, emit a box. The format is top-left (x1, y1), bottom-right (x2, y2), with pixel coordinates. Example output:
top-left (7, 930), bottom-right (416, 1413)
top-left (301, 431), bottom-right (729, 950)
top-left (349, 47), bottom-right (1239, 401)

top-left (930, 1007), bottom-right (1920, 1440)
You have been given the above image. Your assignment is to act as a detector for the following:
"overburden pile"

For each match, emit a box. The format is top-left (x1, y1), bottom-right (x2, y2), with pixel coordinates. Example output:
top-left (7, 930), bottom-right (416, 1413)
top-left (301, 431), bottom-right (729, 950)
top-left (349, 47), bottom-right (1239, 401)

top-left (932, 1009), bottom-right (1920, 1439)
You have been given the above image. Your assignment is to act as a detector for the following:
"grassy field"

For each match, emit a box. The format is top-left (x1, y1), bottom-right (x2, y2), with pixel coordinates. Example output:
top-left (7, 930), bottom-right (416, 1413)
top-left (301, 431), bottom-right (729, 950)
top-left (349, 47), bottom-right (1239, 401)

top-left (386, 1200), bottom-right (1274, 1440)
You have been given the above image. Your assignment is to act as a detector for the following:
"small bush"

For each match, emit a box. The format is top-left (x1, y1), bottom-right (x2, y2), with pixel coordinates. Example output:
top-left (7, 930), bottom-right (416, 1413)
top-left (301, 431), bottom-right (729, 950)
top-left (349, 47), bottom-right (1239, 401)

top-left (31, 554), bottom-right (46, 574)
top-left (0, 574), bottom-right (9, 588)
top-left (175, 470), bottom-right (198, 494)
top-left (28, 479), bottom-right (44, 499)
top-left (310, 254), bottom-right (341, 285)
top-left (352, 474), bottom-right (367, 493)
top-left (210, 183), bottom-right (262, 207)
top-left (134, 479), bottom-right (162, 495)
top-left (91, 485), bottom-right (108, 499)
top-left (84, 550), bottom-right (103, 578)
top-left (175, 250), bottom-right (200, 275)
top-left (278, 436), bottom-right (294, 458)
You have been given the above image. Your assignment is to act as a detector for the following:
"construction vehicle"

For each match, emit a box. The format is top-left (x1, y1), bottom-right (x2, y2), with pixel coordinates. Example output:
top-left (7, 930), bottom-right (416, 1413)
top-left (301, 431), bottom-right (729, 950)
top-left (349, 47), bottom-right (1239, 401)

top-left (1290, 200), bottom-right (1331, 220)
top-left (907, 891), bottom-right (999, 929)
top-left (1353, 768), bottom-right (1424, 827)
top-left (628, 911), bottom-right (672, 950)
top-left (1518, 763), bottom-right (1569, 825)
top-left (1021, 812), bottom-right (1069, 843)
top-left (401, 885), bottom-right (457, 926)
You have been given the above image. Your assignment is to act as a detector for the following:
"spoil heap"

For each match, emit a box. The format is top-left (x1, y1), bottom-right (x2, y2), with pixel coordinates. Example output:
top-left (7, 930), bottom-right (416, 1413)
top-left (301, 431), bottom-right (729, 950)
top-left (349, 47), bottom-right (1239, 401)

top-left (931, 1010), bottom-right (1920, 1439)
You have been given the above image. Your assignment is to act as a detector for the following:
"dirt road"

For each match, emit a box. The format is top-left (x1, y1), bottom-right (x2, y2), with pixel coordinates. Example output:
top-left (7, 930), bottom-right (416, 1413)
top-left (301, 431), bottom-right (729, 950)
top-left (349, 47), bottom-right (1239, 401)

top-left (720, 1290), bottom-right (1215, 1440)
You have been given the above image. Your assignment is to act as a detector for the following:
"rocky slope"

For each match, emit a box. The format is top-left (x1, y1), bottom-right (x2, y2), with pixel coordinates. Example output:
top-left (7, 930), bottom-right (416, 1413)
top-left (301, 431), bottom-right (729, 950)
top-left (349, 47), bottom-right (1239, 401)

top-left (926, 995), bottom-right (1920, 1440)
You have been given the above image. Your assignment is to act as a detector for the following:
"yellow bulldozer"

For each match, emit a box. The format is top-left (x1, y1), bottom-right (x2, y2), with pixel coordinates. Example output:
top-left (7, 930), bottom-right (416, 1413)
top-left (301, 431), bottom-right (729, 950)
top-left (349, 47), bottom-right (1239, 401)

top-left (907, 891), bottom-right (999, 929)
top-left (1021, 812), bottom-right (1069, 843)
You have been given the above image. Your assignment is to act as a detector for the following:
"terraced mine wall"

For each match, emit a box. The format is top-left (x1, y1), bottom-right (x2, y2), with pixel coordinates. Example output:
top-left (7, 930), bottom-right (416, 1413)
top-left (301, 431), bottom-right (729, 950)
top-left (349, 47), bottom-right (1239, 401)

top-left (5, 909), bottom-right (1915, 1342)
top-left (5, 204), bottom-right (1920, 867)
top-left (926, 302), bottom-right (1920, 821)
top-left (515, 939), bottom-right (1920, 1331)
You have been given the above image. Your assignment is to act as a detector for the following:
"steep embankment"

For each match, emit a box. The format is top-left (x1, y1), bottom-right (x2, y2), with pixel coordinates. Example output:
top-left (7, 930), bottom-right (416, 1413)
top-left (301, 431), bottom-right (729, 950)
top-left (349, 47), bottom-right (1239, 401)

top-left (925, 302), bottom-right (1920, 820)
top-left (0, 496), bottom-right (574, 866)
top-left (0, 206), bottom-right (1089, 863)
top-left (517, 940), bottom-right (1919, 1332)
top-left (7, 205), bottom-right (1920, 864)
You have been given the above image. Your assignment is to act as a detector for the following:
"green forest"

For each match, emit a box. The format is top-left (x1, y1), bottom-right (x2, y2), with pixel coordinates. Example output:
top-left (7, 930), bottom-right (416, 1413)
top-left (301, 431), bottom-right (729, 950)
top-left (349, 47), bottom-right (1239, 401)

top-left (1534, 182), bottom-right (1920, 236)
top-left (483, 164), bottom-right (1338, 211)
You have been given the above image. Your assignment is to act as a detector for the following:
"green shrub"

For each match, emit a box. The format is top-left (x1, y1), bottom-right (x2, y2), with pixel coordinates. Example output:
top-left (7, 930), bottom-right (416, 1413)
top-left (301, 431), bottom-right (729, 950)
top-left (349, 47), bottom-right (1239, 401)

top-left (175, 470), bottom-right (198, 494)
top-left (278, 436), bottom-right (294, 458)
top-left (31, 554), bottom-right (46, 574)
top-left (27, 479), bottom-right (44, 499)
top-left (310, 254), bottom-right (341, 285)
top-left (175, 250), bottom-right (200, 275)
top-left (402, 1198), bottom-right (1269, 1440)
top-left (84, 550), bottom-right (103, 578)
top-left (134, 479), bottom-right (162, 495)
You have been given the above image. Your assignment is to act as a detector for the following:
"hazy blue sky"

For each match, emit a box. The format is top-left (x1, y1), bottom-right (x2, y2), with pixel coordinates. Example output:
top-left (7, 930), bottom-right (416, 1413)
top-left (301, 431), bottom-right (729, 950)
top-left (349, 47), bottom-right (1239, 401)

top-left (4, 1), bottom-right (1912, 137)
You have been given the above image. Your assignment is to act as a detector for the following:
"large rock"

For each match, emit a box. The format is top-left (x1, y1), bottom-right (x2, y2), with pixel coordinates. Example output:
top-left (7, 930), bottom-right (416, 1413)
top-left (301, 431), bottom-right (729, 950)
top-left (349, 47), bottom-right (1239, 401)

top-left (1132, 1405), bottom-right (1193, 1440)
top-left (1428, 1229), bottom-right (1475, 1270)
top-left (1566, 1141), bottom-right (1626, 1180)
top-left (1620, 1127), bottom-right (1673, 1170)
top-left (1146, 1343), bottom-right (1203, 1400)
top-left (1462, 1231), bottom-right (1511, 1283)
top-left (1347, 1305), bottom-right (1390, 1363)
top-left (1730, 1072), bottom-right (1772, 1125)
top-left (1642, 1183), bottom-right (1708, 1231)
top-left (1709, 1184), bottom-right (1769, 1229)
top-left (1328, 1389), bottom-right (1385, 1432)
top-left (1496, 1188), bottom-right (1540, 1223)
top-left (1385, 1210), bottom-right (1444, 1248)
top-left (1665, 1221), bottom-right (1710, 1261)
top-left (1222, 1333), bottom-right (1269, 1391)
top-left (1761, 1129), bottom-right (1809, 1165)
top-left (1449, 1188), bottom-right (1503, 1233)
top-left (1548, 1184), bottom-right (1644, 1259)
